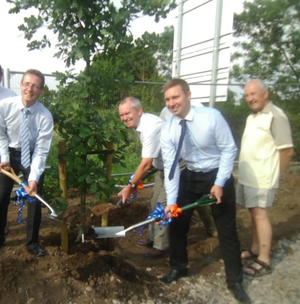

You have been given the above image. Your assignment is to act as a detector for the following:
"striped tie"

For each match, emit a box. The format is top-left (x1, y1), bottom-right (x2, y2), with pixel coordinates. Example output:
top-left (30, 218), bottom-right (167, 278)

top-left (21, 108), bottom-right (30, 168)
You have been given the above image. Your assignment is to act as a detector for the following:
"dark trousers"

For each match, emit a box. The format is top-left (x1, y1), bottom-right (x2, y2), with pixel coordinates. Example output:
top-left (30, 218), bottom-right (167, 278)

top-left (0, 148), bottom-right (45, 249)
top-left (169, 168), bottom-right (243, 284)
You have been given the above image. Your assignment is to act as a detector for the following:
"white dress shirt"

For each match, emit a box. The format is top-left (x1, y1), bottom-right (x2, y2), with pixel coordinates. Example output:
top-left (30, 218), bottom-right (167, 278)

top-left (161, 106), bottom-right (237, 205)
top-left (0, 96), bottom-right (53, 182)
top-left (135, 113), bottom-right (164, 170)
top-left (0, 85), bottom-right (17, 100)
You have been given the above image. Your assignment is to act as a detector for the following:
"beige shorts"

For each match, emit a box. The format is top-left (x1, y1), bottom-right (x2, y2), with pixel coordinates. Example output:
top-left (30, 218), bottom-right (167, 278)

top-left (236, 183), bottom-right (277, 208)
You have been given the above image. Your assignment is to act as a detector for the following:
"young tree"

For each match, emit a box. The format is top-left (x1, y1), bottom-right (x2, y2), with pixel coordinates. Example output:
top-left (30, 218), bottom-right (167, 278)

top-left (8, 0), bottom-right (176, 68)
top-left (231, 0), bottom-right (300, 100)
top-left (7, 0), bottom-right (176, 203)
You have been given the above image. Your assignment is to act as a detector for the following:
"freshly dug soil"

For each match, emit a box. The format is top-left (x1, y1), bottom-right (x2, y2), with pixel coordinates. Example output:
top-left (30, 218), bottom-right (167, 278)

top-left (0, 171), bottom-right (299, 303)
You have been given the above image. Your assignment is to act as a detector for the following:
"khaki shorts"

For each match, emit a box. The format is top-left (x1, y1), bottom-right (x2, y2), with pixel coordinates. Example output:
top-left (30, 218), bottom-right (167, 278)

top-left (236, 183), bottom-right (277, 208)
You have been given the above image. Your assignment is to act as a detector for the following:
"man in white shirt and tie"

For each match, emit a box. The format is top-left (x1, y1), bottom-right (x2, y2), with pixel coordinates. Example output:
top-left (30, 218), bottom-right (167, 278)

top-left (160, 78), bottom-right (251, 304)
top-left (0, 69), bottom-right (53, 256)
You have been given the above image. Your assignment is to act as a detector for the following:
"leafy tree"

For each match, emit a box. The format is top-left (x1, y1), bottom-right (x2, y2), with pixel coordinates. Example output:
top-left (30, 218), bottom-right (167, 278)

top-left (156, 25), bottom-right (174, 80)
top-left (8, 0), bottom-right (176, 68)
top-left (8, 0), bottom-right (176, 203)
top-left (231, 0), bottom-right (300, 100)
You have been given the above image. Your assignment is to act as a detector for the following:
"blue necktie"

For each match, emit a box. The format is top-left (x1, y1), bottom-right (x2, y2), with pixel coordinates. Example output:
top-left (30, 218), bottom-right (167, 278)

top-left (21, 108), bottom-right (30, 168)
top-left (169, 119), bottom-right (186, 180)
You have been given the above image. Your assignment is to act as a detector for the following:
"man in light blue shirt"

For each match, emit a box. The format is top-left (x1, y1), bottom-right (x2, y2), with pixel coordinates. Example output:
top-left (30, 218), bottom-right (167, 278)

top-left (160, 79), bottom-right (250, 304)
top-left (0, 69), bottom-right (53, 257)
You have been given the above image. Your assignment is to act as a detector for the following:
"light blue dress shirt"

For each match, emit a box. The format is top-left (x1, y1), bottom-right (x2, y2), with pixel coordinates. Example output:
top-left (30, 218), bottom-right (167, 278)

top-left (0, 96), bottom-right (53, 182)
top-left (160, 106), bottom-right (237, 205)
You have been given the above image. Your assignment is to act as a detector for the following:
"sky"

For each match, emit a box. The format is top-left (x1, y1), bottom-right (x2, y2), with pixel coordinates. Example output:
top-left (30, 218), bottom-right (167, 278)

top-left (0, 0), bottom-right (177, 75)
top-left (0, 0), bottom-right (245, 76)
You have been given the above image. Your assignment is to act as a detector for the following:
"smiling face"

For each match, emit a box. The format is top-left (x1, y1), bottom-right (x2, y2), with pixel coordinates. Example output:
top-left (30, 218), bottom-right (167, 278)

top-left (119, 100), bottom-right (142, 129)
top-left (245, 81), bottom-right (269, 112)
top-left (20, 73), bottom-right (44, 107)
top-left (164, 84), bottom-right (191, 118)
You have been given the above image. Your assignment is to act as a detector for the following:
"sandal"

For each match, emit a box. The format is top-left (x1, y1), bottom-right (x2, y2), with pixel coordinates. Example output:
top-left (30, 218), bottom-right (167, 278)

top-left (243, 259), bottom-right (272, 277)
top-left (241, 248), bottom-right (258, 260)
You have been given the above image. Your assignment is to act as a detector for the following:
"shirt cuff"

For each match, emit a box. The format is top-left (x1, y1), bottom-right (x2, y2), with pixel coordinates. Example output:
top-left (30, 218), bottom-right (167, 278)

top-left (167, 197), bottom-right (177, 206)
top-left (215, 177), bottom-right (226, 188)
top-left (1, 154), bottom-right (9, 163)
top-left (28, 171), bottom-right (40, 183)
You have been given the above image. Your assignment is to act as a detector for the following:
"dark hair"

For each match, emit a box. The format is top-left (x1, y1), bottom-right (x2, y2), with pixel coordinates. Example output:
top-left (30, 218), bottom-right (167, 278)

top-left (164, 78), bottom-right (190, 94)
top-left (22, 69), bottom-right (45, 88)
top-left (0, 65), bottom-right (3, 77)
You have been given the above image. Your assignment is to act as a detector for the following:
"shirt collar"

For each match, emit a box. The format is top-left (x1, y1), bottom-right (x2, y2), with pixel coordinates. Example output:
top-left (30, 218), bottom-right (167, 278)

top-left (18, 99), bottom-right (39, 114)
top-left (135, 112), bottom-right (144, 132)
top-left (252, 101), bottom-right (273, 115)
top-left (261, 101), bottom-right (273, 114)
top-left (174, 106), bottom-right (194, 124)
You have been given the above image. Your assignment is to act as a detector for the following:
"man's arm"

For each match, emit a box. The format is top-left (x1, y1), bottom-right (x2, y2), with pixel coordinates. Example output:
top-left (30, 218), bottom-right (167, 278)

top-left (118, 157), bottom-right (153, 204)
top-left (160, 122), bottom-right (179, 206)
top-left (0, 105), bottom-right (10, 163)
top-left (212, 110), bottom-right (237, 203)
top-left (280, 147), bottom-right (294, 173)
top-left (28, 116), bottom-right (53, 183)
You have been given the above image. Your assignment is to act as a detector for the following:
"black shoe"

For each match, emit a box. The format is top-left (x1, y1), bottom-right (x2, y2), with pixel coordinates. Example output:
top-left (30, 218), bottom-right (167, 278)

top-left (27, 245), bottom-right (47, 257)
top-left (160, 269), bottom-right (188, 284)
top-left (136, 239), bottom-right (153, 248)
top-left (228, 283), bottom-right (251, 304)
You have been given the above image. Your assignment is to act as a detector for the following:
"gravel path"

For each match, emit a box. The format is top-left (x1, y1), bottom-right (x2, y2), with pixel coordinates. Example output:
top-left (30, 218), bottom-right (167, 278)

top-left (109, 233), bottom-right (300, 304)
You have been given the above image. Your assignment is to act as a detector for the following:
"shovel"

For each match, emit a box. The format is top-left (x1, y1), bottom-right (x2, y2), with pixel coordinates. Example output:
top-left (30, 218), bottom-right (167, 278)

top-left (1, 168), bottom-right (60, 218)
top-left (95, 194), bottom-right (217, 238)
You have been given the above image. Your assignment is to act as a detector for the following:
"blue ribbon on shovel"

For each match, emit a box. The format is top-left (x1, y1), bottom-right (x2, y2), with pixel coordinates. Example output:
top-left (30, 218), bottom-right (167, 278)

top-left (14, 181), bottom-right (35, 223)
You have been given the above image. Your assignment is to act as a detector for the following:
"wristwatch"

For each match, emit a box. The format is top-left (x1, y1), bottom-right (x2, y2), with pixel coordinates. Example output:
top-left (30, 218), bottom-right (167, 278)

top-left (128, 181), bottom-right (136, 189)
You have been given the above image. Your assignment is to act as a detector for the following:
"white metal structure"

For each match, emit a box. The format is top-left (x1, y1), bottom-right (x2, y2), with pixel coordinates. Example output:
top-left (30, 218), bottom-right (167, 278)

top-left (173, 0), bottom-right (234, 106)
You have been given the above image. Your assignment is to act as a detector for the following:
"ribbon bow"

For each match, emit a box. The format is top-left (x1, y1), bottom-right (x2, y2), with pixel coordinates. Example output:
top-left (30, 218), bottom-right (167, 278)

top-left (14, 181), bottom-right (35, 223)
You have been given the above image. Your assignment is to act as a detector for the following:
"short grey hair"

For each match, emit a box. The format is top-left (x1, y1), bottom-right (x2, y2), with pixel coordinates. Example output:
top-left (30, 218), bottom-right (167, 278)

top-left (247, 79), bottom-right (268, 92)
top-left (120, 97), bottom-right (142, 110)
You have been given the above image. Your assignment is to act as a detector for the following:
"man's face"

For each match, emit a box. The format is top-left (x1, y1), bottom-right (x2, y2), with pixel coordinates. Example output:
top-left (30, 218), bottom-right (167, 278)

top-left (164, 85), bottom-right (191, 118)
top-left (119, 100), bottom-right (142, 129)
top-left (245, 81), bottom-right (269, 112)
top-left (20, 73), bottom-right (44, 105)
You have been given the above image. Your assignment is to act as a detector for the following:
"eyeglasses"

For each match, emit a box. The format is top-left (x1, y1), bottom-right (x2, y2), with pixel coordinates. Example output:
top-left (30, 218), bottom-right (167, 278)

top-left (22, 82), bottom-right (41, 91)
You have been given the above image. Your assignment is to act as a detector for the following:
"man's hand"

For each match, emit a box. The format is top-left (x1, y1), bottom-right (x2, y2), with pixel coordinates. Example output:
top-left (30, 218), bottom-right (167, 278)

top-left (210, 185), bottom-right (223, 204)
top-left (118, 185), bottom-right (132, 204)
top-left (26, 180), bottom-right (38, 197)
top-left (0, 162), bottom-right (11, 172)
top-left (164, 205), bottom-right (173, 220)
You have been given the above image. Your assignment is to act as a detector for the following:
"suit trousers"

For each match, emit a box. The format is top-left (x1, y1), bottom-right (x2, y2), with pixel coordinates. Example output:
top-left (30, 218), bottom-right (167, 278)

top-left (0, 148), bottom-right (45, 249)
top-left (169, 167), bottom-right (243, 284)
top-left (148, 170), bottom-right (169, 250)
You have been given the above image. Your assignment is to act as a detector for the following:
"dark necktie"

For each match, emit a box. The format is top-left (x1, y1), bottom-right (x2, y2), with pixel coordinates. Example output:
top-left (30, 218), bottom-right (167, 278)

top-left (169, 119), bottom-right (186, 180)
top-left (21, 108), bottom-right (30, 168)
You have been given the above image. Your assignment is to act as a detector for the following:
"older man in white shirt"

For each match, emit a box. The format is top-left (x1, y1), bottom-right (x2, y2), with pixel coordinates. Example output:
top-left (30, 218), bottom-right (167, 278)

top-left (118, 97), bottom-right (169, 259)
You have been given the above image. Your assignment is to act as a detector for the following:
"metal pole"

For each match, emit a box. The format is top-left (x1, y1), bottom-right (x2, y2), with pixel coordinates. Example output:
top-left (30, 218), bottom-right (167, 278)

top-left (209, 0), bottom-right (223, 107)
top-left (175, 0), bottom-right (184, 77)
top-left (4, 68), bottom-right (10, 88)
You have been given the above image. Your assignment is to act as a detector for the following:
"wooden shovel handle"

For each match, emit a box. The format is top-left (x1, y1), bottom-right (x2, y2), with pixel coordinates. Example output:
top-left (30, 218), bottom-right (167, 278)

top-left (0, 168), bottom-right (37, 196)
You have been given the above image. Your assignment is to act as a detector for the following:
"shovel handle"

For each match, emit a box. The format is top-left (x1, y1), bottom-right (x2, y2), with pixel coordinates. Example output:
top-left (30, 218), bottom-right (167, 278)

top-left (0, 168), bottom-right (37, 197)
